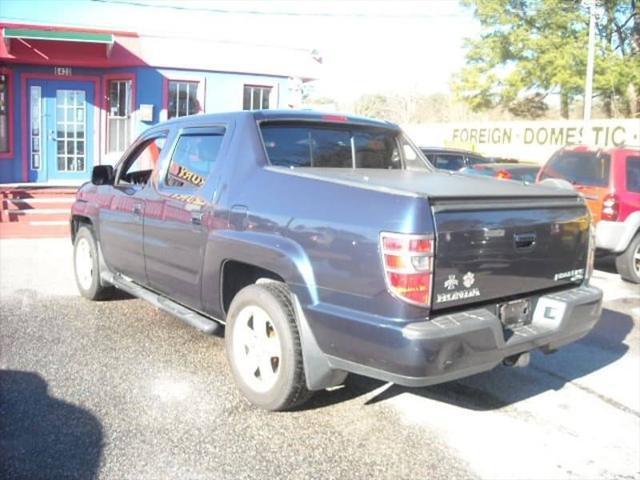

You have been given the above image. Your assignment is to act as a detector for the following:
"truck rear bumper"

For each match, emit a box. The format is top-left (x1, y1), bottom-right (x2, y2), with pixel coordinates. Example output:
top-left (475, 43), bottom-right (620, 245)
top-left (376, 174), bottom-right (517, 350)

top-left (316, 286), bottom-right (602, 387)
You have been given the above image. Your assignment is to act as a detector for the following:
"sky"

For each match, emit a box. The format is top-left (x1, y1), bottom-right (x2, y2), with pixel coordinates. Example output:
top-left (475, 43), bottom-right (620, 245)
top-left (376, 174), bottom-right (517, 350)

top-left (0, 0), bottom-right (480, 102)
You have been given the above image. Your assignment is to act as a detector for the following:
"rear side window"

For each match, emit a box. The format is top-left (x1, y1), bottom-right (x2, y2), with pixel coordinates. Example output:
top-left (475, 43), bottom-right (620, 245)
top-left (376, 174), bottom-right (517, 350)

top-left (261, 123), bottom-right (411, 169)
top-left (627, 156), bottom-right (640, 193)
top-left (540, 151), bottom-right (610, 187)
top-left (165, 134), bottom-right (223, 189)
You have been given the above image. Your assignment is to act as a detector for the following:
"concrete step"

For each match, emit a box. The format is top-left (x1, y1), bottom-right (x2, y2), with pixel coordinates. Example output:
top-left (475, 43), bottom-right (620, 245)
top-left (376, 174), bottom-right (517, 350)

top-left (0, 221), bottom-right (70, 239)
top-left (0, 188), bottom-right (76, 229)
top-left (4, 197), bottom-right (75, 205)
top-left (4, 208), bottom-right (71, 215)
top-left (0, 187), bottom-right (77, 199)
top-left (1, 200), bottom-right (74, 218)
top-left (1, 210), bottom-right (70, 224)
top-left (5, 208), bottom-right (71, 216)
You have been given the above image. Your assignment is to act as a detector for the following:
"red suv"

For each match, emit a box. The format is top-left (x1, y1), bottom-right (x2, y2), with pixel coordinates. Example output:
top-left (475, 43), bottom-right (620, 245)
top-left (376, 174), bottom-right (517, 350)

top-left (538, 145), bottom-right (640, 283)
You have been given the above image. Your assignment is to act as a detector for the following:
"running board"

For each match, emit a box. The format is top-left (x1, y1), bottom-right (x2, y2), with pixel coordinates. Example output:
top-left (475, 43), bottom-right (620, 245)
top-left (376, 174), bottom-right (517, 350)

top-left (106, 272), bottom-right (222, 335)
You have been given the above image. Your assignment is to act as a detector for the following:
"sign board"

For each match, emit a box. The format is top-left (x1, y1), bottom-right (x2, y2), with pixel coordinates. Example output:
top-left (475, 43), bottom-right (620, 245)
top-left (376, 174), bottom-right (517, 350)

top-left (54, 67), bottom-right (72, 76)
top-left (404, 119), bottom-right (640, 164)
top-left (139, 104), bottom-right (154, 122)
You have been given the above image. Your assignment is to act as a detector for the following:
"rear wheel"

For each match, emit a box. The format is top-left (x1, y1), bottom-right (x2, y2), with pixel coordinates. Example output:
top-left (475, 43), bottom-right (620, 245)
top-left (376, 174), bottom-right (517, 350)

top-left (73, 226), bottom-right (114, 300)
top-left (225, 282), bottom-right (311, 411)
top-left (615, 233), bottom-right (640, 284)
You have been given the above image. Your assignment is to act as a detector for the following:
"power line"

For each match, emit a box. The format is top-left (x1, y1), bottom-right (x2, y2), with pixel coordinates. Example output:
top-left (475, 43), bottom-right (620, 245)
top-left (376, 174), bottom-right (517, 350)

top-left (0, 15), bottom-right (316, 52)
top-left (88, 0), bottom-right (467, 19)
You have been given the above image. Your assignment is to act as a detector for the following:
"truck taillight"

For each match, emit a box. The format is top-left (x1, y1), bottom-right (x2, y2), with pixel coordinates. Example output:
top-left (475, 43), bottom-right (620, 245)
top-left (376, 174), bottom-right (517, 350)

top-left (380, 232), bottom-right (434, 306)
top-left (601, 194), bottom-right (619, 221)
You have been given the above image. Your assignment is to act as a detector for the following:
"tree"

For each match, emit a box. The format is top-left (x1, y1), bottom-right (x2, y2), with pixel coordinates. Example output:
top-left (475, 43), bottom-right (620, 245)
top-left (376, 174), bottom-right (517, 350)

top-left (354, 94), bottom-right (395, 120)
top-left (507, 93), bottom-right (549, 118)
top-left (454, 0), bottom-right (640, 119)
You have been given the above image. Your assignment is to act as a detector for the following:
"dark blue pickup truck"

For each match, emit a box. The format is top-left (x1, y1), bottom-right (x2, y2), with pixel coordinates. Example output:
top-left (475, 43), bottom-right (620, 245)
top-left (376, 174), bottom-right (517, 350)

top-left (71, 111), bottom-right (603, 410)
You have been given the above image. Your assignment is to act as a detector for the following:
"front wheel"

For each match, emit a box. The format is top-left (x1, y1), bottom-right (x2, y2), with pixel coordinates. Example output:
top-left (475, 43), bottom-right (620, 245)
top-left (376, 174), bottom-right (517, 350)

top-left (615, 233), bottom-right (640, 284)
top-left (225, 282), bottom-right (312, 411)
top-left (73, 226), bottom-right (114, 300)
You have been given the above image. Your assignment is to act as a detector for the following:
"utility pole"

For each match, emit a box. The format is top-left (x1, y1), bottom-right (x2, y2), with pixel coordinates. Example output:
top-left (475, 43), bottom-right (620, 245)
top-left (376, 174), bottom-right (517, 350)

top-left (584, 0), bottom-right (596, 121)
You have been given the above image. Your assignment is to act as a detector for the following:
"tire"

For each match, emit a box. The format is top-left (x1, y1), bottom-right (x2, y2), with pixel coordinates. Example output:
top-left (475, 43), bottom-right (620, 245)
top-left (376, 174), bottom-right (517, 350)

top-left (615, 233), bottom-right (640, 284)
top-left (73, 226), bottom-right (114, 300)
top-left (225, 282), bottom-right (312, 411)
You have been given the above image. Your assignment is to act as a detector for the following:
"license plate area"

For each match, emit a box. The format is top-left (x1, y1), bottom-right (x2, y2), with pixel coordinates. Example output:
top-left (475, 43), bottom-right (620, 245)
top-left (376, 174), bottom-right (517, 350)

top-left (498, 298), bottom-right (532, 328)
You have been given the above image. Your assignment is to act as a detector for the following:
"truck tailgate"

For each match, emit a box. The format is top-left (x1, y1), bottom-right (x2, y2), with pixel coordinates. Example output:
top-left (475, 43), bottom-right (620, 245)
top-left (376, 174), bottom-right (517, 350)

top-left (431, 197), bottom-right (590, 310)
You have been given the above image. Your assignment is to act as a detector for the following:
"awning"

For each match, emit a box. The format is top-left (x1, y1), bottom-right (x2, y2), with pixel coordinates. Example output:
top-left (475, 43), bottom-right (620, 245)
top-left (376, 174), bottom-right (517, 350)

top-left (4, 28), bottom-right (114, 44)
top-left (3, 28), bottom-right (115, 57)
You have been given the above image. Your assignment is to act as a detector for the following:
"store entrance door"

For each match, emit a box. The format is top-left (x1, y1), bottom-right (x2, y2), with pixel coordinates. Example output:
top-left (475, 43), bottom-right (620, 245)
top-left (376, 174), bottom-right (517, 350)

top-left (27, 80), bottom-right (95, 183)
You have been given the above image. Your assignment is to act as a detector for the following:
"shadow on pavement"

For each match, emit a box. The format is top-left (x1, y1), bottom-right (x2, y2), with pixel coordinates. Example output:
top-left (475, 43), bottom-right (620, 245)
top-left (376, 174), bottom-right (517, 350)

top-left (305, 307), bottom-right (633, 412)
top-left (101, 288), bottom-right (134, 301)
top-left (0, 370), bottom-right (103, 480)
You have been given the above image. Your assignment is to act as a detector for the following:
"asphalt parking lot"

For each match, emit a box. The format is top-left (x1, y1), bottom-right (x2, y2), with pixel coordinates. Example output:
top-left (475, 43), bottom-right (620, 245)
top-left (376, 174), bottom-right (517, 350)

top-left (1, 238), bottom-right (639, 480)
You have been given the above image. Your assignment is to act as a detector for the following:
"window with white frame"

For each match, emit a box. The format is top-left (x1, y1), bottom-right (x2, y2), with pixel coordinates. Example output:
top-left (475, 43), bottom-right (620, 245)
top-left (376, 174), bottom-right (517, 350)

top-left (107, 80), bottom-right (132, 153)
top-left (243, 85), bottom-right (271, 110)
top-left (168, 81), bottom-right (200, 119)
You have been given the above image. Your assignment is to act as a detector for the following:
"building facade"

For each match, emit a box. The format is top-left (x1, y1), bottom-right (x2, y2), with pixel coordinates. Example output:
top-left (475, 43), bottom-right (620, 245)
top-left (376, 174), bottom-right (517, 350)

top-left (0, 23), bottom-right (318, 184)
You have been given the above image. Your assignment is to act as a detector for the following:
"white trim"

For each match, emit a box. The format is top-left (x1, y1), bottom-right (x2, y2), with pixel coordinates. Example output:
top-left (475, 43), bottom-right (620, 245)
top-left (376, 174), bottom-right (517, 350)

top-left (9, 197), bottom-right (74, 204)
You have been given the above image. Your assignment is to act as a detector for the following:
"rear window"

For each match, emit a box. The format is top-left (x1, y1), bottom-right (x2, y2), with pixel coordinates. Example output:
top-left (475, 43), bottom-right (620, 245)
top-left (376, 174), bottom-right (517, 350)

top-left (540, 151), bottom-right (611, 187)
top-left (261, 123), bottom-right (426, 170)
top-left (432, 154), bottom-right (465, 171)
top-left (627, 156), bottom-right (640, 193)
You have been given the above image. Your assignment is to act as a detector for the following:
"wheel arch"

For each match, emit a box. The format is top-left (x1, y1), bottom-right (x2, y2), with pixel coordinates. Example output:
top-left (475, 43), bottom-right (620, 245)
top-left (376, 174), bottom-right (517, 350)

top-left (204, 232), bottom-right (345, 391)
top-left (203, 230), bottom-right (319, 319)
top-left (70, 215), bottom-right (93, 243)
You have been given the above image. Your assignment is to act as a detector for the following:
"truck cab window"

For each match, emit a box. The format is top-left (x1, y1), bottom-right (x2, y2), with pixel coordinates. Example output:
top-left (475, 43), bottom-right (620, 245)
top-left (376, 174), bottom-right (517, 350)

top-left (117, 136), bottom-right (166, 185)
top-left (400, 137), bottom-right (428, 171)
top-left (354, 131), bottom-right (400, 169)
top-left (165, 134), bottom-right (223, 189)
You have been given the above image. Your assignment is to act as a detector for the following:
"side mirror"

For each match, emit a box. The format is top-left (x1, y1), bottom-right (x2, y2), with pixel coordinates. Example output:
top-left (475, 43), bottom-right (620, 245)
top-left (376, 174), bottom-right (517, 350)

top-left (91, 165), bottom-right (114, 185)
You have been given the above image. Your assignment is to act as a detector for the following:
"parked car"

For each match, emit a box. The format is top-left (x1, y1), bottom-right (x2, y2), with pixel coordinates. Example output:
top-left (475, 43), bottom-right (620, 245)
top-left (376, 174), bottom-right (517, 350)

top-left (538, 145), bottom-right (640, 283)
top-left (71, 111), bottom-right (602, 411)
top-left (460, 162), bottom-right (540, 183)
top-left (419, 147), bottom-right (493, 171)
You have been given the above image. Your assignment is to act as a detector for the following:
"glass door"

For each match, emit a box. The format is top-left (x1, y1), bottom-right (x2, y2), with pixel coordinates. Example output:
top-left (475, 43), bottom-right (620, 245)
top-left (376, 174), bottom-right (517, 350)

top-left (28, 80), bottom-right (94, 183)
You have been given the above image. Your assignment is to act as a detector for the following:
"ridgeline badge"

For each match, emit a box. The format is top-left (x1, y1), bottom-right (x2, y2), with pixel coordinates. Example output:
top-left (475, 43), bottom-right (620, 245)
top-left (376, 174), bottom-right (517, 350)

top-left (554, 269), bottom-right (585, 282)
